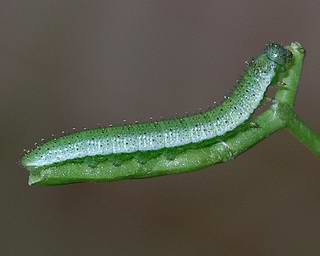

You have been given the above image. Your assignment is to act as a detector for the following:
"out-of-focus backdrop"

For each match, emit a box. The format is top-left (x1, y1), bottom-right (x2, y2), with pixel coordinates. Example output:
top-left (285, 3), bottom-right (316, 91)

top-left (1, 1), bottom-right (319, 255)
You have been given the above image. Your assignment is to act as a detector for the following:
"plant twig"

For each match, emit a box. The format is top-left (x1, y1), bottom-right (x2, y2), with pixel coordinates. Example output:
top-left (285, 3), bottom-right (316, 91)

top-left (27, 42), bottom-right (318, 186)
top-left (287, 113), bottom-right (320, 158)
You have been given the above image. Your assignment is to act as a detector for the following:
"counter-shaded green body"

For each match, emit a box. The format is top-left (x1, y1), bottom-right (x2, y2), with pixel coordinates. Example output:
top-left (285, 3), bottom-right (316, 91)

top-left (23, 43), bottom-right (293, 185)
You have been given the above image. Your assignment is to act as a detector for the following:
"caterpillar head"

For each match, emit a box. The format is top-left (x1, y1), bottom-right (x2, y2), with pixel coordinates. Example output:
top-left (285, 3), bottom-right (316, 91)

top-left (265, 42), bottom-right (293, 65)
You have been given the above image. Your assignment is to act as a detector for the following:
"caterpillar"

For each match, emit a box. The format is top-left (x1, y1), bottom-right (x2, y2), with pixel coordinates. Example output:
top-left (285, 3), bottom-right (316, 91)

top-left (21, 42), bottom-right (293, 185)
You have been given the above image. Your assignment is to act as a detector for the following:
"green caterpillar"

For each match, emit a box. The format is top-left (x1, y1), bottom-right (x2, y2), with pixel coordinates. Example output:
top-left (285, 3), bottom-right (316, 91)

top-left (22, 42), bottom-right (293, 185)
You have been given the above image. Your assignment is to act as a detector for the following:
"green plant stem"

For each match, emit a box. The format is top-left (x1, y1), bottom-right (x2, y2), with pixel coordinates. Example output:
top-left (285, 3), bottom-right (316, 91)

top-left (287, 114), bottom-right (320, 157)
top-left (28, 42), bottom-right (319, 186)
top-left (275, 42), bottom-right (320, 158)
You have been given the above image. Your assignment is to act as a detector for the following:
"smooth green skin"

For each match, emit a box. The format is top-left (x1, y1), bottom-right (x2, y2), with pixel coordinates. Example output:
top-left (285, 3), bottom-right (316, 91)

top-left (27, 42), bottom-right (319, 186)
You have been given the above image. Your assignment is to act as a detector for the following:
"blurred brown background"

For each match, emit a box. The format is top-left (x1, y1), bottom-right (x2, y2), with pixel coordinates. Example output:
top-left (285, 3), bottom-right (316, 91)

top-left (1, 1), bottom-right (319, 255)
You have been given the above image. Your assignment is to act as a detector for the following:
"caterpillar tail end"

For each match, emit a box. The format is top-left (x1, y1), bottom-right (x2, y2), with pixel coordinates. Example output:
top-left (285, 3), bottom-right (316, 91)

top-left (28, 172), bottom-right (42, 186)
